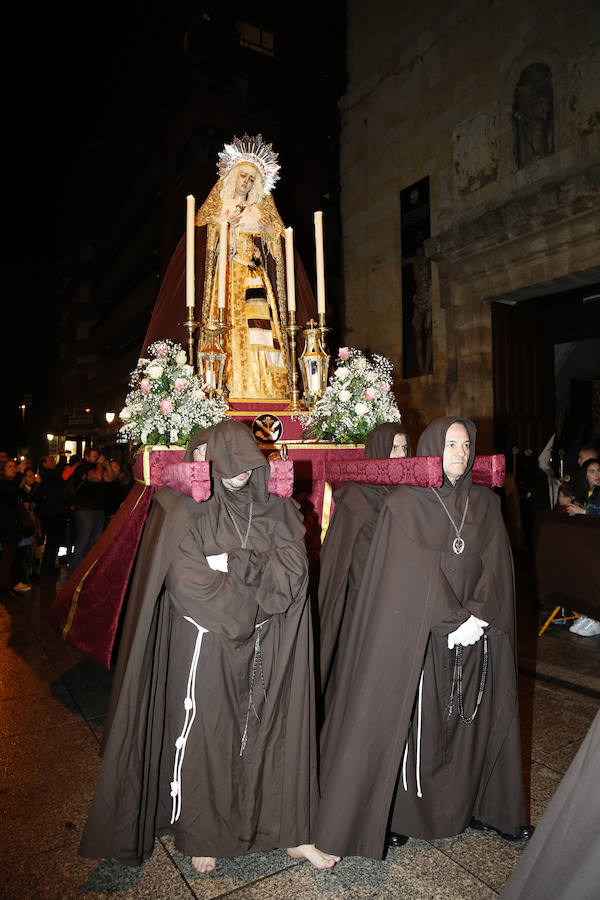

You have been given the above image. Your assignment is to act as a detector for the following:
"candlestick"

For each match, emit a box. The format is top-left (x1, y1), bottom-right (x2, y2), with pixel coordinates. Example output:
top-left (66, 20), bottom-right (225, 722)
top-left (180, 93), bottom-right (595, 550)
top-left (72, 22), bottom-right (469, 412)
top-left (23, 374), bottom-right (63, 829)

top-left (314, 210), bottom-right (326, 315)
top-left (179, 307), bottom-right (200, 371)
top-left (284, 227), bottom-right (296, 312)
top-left (185, 195), bottom-right (195, 308)
top-left (217, 221), bottom-right (228, 309)
top-left (285, 310), bottom-right (302, 413)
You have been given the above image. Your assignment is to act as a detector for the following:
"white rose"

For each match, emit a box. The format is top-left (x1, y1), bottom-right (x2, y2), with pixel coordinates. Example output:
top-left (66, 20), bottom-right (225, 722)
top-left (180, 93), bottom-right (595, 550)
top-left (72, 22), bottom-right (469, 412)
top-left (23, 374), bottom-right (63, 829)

top-left (119, 407), bottom-right (131, 420)
top-left (355, 402), bottom-right (368, 416)
top-left (175, 350), bottom-right (187, 365)
top-left (147, 365), bottom-right (163, 379)
top-left (353, 357), bottom-right (366, 370)
top-left (182, 364), bottom-right (194, 377)
top-left (335, 366), bottom-right (350, 380)
top-left (339, 390), bottom-right (352, 402)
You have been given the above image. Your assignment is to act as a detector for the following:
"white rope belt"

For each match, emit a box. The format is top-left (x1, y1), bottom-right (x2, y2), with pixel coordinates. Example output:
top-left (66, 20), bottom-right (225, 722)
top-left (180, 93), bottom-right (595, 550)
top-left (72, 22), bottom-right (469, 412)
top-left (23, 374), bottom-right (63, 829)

top-left (170, 617), bottom-right (208, 824)
top-left (401, 668), bottom-right (425, 799)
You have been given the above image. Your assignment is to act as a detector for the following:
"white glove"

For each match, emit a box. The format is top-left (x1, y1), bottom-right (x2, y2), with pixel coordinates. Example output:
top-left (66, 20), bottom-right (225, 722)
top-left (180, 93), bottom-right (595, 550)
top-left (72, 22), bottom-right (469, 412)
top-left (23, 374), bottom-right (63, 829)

top-left (447, 615), bottom-right (489, 649)
top-left (206, 553), bottom-right (228, 572)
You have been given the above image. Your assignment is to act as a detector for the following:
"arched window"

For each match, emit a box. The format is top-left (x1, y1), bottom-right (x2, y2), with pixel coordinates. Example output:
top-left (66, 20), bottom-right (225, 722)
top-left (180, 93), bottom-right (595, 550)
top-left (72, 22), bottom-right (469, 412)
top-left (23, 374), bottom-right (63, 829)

top-left (513, 63), bottom-right (554, 169)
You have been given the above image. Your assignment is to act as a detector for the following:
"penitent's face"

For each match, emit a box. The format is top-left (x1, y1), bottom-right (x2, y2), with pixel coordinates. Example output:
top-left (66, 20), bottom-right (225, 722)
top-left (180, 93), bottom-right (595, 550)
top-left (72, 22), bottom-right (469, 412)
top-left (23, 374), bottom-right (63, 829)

top-left (442, 422), bottom-right (471, 486)
top-left (222, 471), bottom-right (252, 491)
top-left (390, 433), bottom-right (408, 458)
top-left (192, 445), bottom-right (207, 462)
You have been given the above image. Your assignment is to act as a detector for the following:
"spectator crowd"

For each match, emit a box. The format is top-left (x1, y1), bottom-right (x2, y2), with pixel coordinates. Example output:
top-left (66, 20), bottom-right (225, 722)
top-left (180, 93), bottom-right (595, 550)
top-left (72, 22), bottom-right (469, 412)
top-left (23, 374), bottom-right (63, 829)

top-left (0, 447), bottom-right (132, 597)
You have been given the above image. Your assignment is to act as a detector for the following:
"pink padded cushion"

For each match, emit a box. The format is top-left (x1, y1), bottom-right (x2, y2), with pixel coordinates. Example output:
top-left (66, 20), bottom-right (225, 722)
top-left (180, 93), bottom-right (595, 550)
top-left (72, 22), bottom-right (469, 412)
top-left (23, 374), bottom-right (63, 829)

top-left (472, 455), bottom-right (505, 488)
top-left (324, 456), bottom-right (443, 487)
top-left (159, 458), bottom-right (294, 500)
top-left (161, 461), bottom-right (212, 502)
top-left (322, 454), bottom-right (505, 488)
top-left (266, 459), bottom-right (294, 497)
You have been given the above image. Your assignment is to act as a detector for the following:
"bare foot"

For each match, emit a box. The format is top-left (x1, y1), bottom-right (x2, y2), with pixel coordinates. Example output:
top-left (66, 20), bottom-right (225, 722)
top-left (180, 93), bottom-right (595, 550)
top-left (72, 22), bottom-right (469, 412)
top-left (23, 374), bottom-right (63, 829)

top-left (191, 856), bottom-right (216, 874)
top-left (287, 843), bottom-right (341, 869)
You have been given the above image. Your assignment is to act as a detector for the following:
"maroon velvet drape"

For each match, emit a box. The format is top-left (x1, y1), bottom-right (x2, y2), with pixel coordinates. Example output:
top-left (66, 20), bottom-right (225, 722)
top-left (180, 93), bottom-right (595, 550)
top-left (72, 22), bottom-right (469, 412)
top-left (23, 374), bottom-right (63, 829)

top-left (47, 483), bottom-right (153, 668)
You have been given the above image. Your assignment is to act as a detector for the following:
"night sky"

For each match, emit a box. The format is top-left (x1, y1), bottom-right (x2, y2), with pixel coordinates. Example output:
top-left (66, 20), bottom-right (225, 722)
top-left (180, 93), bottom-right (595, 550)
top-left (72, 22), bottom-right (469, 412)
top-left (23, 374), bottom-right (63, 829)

top-left (3, 5), bottom-right (160, 450)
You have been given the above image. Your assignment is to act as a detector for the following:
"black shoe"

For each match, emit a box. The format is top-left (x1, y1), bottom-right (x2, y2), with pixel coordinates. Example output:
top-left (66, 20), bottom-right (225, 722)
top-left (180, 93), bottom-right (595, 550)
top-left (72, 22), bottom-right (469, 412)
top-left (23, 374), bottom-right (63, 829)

top-left (470, 819), bottom-right (534, 841)
top-left (387, 831), bottom-right (408, 848)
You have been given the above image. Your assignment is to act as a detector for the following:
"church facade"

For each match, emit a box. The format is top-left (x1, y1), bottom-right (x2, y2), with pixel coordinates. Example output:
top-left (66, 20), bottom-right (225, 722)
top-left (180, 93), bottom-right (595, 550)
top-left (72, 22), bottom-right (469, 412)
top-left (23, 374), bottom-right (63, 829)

top-left (340, 0), bottom-right (600, 452)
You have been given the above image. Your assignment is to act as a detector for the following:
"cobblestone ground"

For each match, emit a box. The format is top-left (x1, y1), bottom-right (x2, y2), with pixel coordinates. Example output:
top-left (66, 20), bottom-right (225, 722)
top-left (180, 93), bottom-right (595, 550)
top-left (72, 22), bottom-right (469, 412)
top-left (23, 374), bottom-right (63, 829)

top-left (1, 551), bottom-right (598, 899)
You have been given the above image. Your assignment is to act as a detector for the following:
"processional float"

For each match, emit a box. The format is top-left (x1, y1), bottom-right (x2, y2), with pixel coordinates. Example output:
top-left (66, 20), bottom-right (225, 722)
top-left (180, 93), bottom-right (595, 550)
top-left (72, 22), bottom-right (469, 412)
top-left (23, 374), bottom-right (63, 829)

top-left (49, 135), bottom-right (505, 668)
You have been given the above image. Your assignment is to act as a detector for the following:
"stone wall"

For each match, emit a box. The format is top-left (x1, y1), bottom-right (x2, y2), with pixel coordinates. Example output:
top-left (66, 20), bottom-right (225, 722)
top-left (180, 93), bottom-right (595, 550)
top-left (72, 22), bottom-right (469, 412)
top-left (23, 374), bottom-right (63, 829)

top-left (340, 0), bottom-right (600, 449)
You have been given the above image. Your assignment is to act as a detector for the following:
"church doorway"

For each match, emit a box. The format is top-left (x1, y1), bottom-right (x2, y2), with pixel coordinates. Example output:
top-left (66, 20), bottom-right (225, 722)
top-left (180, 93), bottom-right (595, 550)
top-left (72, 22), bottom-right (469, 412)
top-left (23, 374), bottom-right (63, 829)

top-left (492, 284), bottom-right (600, 462)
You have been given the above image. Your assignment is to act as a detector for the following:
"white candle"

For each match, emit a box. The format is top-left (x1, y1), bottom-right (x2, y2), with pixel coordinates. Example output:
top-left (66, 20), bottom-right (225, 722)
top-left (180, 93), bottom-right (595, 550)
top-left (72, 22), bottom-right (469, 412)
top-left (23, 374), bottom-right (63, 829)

top-left (217, 221), bottom-right (228, 309)
top-left (314, 211), bottom-right (326, 315)
top-left (284, 226), bottom-right (296, 312)
top-left (185, 195), bottom-right (195, 308)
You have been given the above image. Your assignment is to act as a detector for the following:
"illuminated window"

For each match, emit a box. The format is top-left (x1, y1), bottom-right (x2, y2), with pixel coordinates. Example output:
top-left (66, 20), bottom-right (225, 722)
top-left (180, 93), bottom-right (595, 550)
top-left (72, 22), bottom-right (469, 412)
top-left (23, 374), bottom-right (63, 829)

top-left (238, 22), bottom-right (274, 56)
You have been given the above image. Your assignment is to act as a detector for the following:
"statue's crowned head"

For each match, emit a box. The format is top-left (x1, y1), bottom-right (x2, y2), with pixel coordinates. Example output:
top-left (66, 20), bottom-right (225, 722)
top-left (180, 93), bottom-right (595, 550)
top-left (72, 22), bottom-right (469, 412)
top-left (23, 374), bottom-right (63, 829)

top-left (218, 134), bottom-right (280, 195)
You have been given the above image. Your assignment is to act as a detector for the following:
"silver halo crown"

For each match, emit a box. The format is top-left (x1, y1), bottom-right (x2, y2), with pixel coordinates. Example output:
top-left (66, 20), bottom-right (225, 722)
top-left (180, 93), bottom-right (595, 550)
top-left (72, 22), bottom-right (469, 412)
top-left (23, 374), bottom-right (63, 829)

top-left (217, 133), bottom-right (280, 194)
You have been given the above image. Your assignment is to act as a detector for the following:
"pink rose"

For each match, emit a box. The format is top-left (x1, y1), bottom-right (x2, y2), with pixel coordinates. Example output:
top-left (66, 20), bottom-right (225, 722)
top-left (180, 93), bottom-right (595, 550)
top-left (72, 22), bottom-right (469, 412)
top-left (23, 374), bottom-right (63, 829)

top-left (364, 387), bottom-right (377, 401)
top-left (160, 399), bottom-right (173, 415)
top-left (339, 347), bottom-right (350, 360)
top-left (174, 378), bottom-right (187, 393)
top-left (140, 378), bottom-right (151, 394)
top-left (155, 343), bottom-right (168, 357)
top-left (379, 382), bottom-right (391, 394)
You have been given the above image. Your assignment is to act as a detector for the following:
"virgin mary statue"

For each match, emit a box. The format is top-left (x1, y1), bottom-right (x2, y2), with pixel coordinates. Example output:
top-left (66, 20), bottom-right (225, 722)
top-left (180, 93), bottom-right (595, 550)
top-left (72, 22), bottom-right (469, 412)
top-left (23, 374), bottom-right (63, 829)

top-left (141, 134), bottom-right (316, 401)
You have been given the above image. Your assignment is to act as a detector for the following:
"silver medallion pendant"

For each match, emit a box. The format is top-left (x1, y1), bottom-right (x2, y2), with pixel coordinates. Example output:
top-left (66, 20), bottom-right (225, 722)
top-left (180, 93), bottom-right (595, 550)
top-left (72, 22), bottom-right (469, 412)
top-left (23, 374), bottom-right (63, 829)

top-left (453, 536), bottom-right (465, 555)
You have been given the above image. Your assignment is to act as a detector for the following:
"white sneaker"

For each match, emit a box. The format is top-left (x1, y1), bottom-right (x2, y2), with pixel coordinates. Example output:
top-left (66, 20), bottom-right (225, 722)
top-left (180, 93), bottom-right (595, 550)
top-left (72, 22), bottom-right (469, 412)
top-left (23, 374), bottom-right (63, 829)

top-left (575, 617), bottom-right (600, 637)
top-left (568, 616), bottom-right (587, 633)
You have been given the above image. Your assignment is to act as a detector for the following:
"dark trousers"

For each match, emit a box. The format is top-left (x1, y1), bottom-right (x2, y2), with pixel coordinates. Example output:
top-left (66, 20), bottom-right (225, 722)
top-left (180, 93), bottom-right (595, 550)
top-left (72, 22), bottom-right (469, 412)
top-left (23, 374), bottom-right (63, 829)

top-left (41, 514), bottom-right (67, 570)
top-left (0, 543), bottom-right (17, 591)
top-left (71, 509), bottom-right (104, 574)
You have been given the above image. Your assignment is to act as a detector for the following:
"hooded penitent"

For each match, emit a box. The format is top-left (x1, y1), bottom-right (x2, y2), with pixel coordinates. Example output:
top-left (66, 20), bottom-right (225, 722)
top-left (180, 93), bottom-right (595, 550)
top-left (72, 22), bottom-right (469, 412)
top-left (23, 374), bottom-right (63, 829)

top-left (364, 422), bottom-right (411, 459)
top-left (314, 416), bottom-right (525, 859)
top-left (317, 422), bottom-right (411, 709)
top-left (80, 420), bottom-right (318, 864)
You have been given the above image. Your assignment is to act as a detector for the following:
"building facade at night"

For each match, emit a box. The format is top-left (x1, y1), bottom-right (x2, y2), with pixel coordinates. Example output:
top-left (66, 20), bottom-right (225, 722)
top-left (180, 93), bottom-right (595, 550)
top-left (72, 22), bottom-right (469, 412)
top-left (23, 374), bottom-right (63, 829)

top-left (339, 0), bottom-right (600, 453)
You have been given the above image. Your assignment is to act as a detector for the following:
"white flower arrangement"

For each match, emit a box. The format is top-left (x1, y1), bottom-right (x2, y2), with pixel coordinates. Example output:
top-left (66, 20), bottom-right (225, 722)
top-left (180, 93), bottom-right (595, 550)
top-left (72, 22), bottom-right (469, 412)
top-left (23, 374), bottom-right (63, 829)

top-left (118, 339), bottom-right (228, 447)
top-left (298, 347), bottom-right (402, 443)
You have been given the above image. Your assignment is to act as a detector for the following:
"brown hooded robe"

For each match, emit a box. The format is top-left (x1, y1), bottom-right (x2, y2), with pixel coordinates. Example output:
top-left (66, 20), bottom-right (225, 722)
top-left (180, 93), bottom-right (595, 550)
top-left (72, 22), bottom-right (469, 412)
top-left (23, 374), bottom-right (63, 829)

top-left (314, 417), bottom-right (525, 859)
top-left (79, 420), bottom-right (317, 865)
top-left (317, 424), bottom-right (411, 708)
